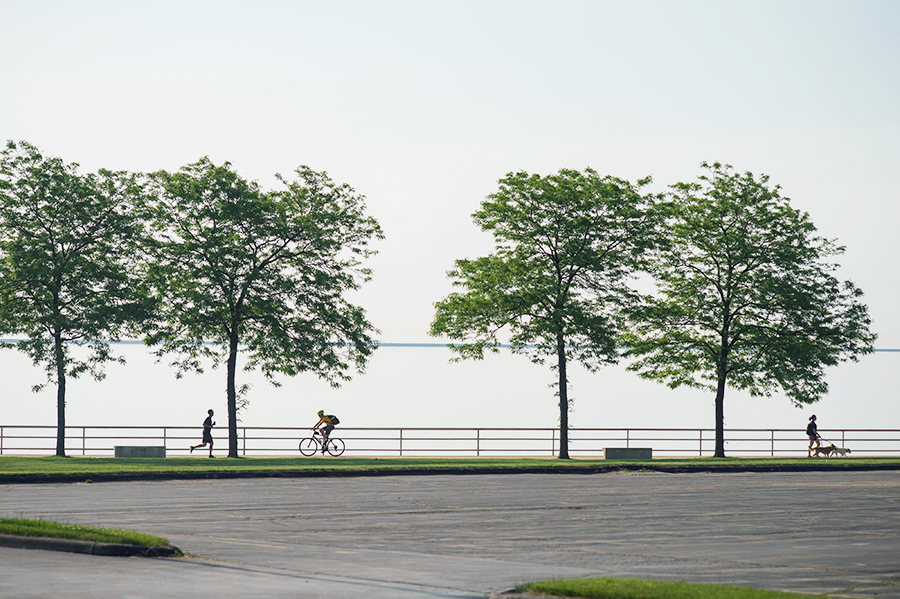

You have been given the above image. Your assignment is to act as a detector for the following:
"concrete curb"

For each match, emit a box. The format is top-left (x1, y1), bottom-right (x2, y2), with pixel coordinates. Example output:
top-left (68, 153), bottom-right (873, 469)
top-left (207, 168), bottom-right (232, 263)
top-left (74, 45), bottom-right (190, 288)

top-left (1, 461), bottom-right (899, 485)
top-left (0, 533), bottom-right (181, 556)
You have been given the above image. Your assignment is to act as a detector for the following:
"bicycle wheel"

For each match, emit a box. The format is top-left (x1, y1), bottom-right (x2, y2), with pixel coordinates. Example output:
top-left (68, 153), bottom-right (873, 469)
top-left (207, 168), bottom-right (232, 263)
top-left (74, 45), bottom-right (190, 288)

top-left (325, 438), bottom-right (345, 457)
top-left (299, 437), bottom-right (319, 456)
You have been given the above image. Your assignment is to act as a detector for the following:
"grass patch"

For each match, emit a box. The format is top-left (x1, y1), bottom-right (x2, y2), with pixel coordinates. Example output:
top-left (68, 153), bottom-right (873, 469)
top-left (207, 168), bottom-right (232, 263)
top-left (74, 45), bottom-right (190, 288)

top-left (0, 517), bottom-right (172, 548)
top-left (515, 577), bottom-right (809, 598)
top-left (0, 456), bottom-right (897, 478)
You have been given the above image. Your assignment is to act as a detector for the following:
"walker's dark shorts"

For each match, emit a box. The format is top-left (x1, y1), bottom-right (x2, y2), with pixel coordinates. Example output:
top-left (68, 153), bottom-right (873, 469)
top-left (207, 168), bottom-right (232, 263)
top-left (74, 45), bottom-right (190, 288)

top-left (203, 430), bottom-right (213, 444)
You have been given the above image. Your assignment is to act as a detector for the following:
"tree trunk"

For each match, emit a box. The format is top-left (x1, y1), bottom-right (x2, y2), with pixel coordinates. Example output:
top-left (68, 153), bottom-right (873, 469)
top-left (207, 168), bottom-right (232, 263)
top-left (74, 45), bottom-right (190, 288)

top-left (226, 332), bottom-right (240, 458)
top-left (54, 337), bottom-right (67, 457)
top-left (714, 372), bottom-right (726, 458)
top-left (715, 318), bottom-right (730, 458)
top-left (557, 333), bottom-right (569, 459)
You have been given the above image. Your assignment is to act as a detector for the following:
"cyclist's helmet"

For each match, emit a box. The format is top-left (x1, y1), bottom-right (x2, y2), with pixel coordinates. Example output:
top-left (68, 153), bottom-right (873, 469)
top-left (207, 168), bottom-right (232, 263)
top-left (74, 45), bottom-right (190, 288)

top-left (317, 410), bottom-right (325, 416)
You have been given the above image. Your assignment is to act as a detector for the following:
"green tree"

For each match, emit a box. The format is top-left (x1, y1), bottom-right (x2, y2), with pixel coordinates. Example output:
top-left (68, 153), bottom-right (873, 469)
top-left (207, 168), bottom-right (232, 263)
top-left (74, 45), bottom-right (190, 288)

top-left (624, 162), bottom-right (876, 457)
top-left (0, 141), bottom-right (149, 456)
top-left (145, 158), bottom-right (382, 458)
top-left (430, 168), bottom-right (663, 458)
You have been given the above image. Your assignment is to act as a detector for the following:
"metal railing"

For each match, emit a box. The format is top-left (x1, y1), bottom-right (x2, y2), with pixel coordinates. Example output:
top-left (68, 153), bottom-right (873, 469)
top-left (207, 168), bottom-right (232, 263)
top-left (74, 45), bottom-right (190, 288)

top-left (1, 425), bottom-right (899, 457)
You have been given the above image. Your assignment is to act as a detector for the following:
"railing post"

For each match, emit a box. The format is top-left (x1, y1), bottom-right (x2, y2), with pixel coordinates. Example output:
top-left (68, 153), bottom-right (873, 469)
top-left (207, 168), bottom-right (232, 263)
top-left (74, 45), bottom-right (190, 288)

top-left (399, 428), bottom-right (403, 457)
top-left (83, 427), bottom-right (87, 456)
top-left (476, 428), bottom-right (481, 457)
top-left (771, 429), bottom-right (775, 457)
top-left (1, 426), bottom-right (3, 455)
top-left (241, 427), bottom-right (246, 456)
top-left (699, 429), bottom-right (703, 457)
top-left (626, 429), bottom-right (630, 449)
top-left (163, 427), bottom-right (167, 451)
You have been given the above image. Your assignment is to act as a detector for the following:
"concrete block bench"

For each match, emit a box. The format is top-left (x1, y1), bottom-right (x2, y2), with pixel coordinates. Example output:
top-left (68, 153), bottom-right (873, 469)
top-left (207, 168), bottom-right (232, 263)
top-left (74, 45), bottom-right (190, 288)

top-left (114, 446), bottom-right (166, 458)
top-left (604, 447), bottom-right (652, 460)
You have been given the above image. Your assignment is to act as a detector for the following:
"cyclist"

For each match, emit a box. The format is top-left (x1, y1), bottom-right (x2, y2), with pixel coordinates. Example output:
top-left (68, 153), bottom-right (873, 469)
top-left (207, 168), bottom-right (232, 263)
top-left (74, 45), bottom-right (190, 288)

top-left (313, 410), bottom-right (337, 454)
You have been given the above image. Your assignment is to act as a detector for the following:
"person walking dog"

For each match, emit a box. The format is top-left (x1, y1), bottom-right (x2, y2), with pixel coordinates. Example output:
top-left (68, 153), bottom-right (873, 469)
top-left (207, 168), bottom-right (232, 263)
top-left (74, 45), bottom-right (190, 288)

top-left (806, 414), bottom-right (821, 457)
top-left (191, 409), bottom-right (216, 457)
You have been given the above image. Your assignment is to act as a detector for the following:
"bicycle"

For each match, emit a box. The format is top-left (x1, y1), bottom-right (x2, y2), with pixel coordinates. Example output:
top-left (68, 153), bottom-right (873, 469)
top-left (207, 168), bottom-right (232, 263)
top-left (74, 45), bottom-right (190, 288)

top-left (298, 428), bottom-right (345, 457)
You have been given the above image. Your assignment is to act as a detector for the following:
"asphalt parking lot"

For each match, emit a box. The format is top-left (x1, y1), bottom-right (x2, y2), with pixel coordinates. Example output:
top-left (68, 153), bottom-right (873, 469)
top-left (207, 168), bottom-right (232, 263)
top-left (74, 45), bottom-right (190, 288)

top-left (1, 470), bottom-right (899, 598)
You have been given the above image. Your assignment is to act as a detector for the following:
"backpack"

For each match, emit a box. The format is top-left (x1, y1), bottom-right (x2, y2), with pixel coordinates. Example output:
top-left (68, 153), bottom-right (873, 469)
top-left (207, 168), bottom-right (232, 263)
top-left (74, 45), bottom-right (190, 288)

top-left (328, 414), bottom-right (340, 425)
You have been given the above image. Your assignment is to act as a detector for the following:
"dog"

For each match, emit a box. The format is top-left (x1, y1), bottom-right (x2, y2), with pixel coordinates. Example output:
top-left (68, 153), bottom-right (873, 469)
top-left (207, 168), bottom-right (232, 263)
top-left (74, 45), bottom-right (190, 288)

top-left (831, 446), bottom-right (851, 457)
top-left (813, 444), bottom-right (836, 457)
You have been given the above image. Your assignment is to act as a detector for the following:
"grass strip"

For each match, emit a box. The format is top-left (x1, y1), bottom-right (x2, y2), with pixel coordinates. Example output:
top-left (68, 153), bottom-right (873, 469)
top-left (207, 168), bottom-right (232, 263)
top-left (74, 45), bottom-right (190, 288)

top-left (515, 577), bottom-right (809, 599)
top-left (1, 456), bottom-right (898, 477)
top-left (0, 517), bottom-right (172, 547)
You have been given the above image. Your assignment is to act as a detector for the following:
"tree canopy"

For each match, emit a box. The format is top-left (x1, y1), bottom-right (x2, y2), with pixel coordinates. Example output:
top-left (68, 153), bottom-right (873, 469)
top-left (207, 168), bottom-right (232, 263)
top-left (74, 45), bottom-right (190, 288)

top-left (145, 158), bottom-right (383, 457)
top-left (0, 140), bottom-right (149, 456)
top-left (624, 162), bottom-right (876, 457)
top-left (430, 168), bottom-right (663, 458)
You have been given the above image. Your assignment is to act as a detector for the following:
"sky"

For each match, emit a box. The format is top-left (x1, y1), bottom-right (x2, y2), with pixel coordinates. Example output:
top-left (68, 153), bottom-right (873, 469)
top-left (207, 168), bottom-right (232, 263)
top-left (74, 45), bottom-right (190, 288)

top-left (1, 0), bottom-right (898, 439)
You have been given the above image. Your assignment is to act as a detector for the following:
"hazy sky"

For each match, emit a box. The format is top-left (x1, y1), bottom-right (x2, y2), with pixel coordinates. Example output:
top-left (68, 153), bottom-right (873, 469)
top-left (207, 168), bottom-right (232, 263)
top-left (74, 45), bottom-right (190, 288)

top-left (1, 1), bottom-right (898, 436)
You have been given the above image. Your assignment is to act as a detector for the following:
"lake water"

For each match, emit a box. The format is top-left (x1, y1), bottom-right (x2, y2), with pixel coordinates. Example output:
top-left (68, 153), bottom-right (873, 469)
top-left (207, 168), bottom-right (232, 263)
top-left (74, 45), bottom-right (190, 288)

top-left (2, 343), bottom-right (896, 439)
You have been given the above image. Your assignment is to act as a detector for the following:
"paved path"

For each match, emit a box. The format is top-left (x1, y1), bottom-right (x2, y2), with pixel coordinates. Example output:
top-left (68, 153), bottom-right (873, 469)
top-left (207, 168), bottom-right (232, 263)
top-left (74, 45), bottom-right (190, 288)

top-left (1, 471), bottom-right (899, 598)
